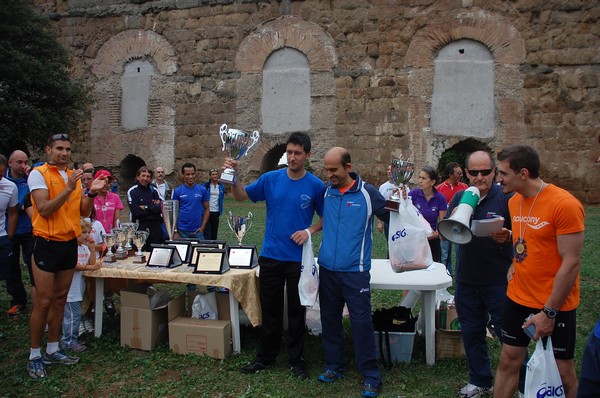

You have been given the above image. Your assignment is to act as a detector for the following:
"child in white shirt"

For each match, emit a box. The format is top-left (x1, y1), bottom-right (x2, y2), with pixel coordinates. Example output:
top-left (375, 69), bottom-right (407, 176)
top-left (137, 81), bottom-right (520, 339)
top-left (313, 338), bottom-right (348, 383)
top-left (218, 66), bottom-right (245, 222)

top-left (61, 219), bottom-right (101, 352)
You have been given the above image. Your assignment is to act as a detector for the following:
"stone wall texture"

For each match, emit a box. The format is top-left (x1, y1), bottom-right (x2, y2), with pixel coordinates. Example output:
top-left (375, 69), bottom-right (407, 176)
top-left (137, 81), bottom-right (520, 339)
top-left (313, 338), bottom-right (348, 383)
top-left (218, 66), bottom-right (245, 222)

top-left (33, 0), bottom-right (600, 203)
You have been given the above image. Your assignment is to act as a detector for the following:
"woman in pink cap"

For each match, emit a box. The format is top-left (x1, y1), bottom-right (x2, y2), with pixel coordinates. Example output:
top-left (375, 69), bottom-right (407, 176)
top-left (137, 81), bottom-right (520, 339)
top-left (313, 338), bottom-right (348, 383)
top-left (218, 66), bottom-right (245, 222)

top-left (91, 169), bottom-right (123, 233)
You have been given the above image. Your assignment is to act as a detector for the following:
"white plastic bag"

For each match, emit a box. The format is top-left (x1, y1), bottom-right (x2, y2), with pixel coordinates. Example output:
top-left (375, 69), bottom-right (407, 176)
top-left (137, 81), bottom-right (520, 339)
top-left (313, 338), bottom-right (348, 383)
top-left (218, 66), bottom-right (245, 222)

top-left (191, 292), bottom-right (218, 320)
top-left (524, 337), bottom-right (564, 398)
top-left (299, 229), bottom-right (319, 307)
top-left (388, 196), bottom-right (433, 272)
top-left (305, 299), bottom-right (322, 335)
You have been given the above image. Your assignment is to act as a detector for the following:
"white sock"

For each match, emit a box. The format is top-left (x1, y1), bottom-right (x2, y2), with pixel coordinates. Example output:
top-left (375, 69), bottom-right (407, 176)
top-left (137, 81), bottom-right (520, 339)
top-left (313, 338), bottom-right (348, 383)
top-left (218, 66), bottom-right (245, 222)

top-left (29, 348), bottom-right (42, 360)
top-left (46, 342), bottom-right (59, 355)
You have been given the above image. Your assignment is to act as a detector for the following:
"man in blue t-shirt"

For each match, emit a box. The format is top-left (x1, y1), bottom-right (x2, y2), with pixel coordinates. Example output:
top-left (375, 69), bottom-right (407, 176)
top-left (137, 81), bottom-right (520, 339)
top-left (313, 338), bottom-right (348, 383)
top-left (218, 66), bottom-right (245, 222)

top-left (5, 150), bottom-right (33, 316)
top-left (172, 163), bottom-right (210, 239)
top-left (224, 132), bottom-right (325, 380)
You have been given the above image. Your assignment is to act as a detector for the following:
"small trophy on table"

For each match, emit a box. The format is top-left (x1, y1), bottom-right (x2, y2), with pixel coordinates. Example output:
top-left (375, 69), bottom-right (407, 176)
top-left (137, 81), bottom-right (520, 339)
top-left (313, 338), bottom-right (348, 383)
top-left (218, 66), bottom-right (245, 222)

top-left (121, 222), bottom-right (138, 252)
top-left (112, 228), bottom-right (128, 260)
top-left (103, 233), bottom-right (117, 263)
top-left (384, 157), bottom-right (415, 212)
top-left (228, 211), bottom-right (253, 245)
top-left (132, 229), bottom-right (150, 263)
top-left (218, 123), bottom-right (260, 185)
top-left (226, 211), bottom-right (258, 269)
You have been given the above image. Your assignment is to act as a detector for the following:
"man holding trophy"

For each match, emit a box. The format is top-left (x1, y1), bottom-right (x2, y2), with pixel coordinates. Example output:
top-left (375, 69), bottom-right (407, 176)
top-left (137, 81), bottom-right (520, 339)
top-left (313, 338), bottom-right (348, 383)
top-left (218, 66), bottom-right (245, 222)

top-left (223, 131), bottom-right (325, 380)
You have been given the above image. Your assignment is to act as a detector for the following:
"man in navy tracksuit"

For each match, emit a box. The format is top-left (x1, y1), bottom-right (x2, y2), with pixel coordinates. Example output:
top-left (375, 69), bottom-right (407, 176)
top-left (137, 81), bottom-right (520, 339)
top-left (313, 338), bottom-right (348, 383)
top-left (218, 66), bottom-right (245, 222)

top-left (317, 147), bottom-right (389, 398)
top-left (127, 166), bottom-right (163, 251)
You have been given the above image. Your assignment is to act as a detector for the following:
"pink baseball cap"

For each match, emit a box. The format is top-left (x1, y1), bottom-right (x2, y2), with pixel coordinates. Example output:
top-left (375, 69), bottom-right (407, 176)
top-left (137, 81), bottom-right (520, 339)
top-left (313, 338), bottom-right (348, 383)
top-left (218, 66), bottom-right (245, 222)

top-left (94, 169), bottom-right (114, 180)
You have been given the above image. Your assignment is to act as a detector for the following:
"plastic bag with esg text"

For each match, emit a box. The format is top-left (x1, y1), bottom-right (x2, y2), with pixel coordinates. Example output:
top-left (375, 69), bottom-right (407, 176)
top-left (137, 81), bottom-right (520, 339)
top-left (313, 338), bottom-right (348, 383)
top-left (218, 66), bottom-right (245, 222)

top-left (388, 196), bottom-right (433, 272)
top-left (191, 292), bottom-right (218, 320)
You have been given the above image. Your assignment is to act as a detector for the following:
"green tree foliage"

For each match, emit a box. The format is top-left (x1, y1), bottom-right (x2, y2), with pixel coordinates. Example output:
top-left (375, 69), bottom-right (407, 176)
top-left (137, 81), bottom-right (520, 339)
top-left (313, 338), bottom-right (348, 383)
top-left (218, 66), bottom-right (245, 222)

top-left (0, 0), bottom-right (91, 156)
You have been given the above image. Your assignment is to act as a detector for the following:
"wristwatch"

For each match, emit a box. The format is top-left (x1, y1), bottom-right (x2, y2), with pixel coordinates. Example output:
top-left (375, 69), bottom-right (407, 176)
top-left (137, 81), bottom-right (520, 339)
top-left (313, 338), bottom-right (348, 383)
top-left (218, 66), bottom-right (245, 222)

top-left (542, 306), bottom-right (558, 319)
top-left (87, 191), bottom-right (98, 198)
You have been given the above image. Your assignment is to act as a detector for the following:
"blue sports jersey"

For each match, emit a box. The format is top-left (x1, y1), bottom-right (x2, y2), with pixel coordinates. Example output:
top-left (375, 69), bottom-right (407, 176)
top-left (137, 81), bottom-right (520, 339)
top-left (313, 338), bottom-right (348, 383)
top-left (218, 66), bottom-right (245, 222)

top-left (172, 183), bottom-right (209, 231)
top-left (245, 168), bottom-right (325, 262)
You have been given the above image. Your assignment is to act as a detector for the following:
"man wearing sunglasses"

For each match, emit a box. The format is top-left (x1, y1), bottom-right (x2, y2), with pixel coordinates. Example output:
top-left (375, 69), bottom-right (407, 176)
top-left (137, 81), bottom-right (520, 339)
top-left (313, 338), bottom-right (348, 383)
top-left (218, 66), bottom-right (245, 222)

top-left (446, 151), bottom-right (515, 398)
top-left (26, 133), bottom-right (106, 379)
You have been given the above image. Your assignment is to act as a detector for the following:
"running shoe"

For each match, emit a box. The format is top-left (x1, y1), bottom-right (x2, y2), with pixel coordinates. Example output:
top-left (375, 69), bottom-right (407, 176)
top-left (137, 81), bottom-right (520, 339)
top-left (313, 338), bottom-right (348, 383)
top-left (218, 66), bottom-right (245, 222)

top-left (362, 383), bottom-right (381, 397)
top-left (459, 383), bottom-right (493, 398)
top-left (318, 369), bottom-right (345, 383)
top-left (7, 304), bottom-right (25, 316)
top-left (27, 356), bottom-right (47, 379)
top-left (43, 350), bottom-right (80, 366)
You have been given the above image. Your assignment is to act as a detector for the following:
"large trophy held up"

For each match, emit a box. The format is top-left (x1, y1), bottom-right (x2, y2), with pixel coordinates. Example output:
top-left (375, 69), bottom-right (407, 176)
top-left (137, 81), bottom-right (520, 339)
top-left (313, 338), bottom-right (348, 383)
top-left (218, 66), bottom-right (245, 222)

top-left (384, 158), bottom-right (415, 212)
top-left (218, 123), bottom-right (260, 185)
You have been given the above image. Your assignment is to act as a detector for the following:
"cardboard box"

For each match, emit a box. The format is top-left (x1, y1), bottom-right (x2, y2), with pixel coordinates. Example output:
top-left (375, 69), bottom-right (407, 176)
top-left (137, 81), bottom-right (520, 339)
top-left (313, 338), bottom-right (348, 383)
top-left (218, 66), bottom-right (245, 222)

top-left (374, 331), bottom-right (416, 363)
top-left (436, 329), bottom-right (466, 359)
top-left (169, 317), bottom-right (232, 359)
top-left (120, 289), bottom-right (185, 351)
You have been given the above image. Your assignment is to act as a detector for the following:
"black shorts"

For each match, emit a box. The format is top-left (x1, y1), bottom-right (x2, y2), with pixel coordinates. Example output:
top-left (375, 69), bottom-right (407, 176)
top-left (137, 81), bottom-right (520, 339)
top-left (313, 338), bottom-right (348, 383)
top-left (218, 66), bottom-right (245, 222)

top-left (500, 297), bottom-right (576, 360)
top-left (32, 236), bottom-right (78, 273)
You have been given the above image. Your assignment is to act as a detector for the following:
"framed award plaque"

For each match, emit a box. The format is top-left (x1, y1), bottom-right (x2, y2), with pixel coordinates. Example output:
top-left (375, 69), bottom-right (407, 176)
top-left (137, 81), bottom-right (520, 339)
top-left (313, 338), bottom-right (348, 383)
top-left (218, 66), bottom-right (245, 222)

top-left (227, 245), bottom-right (258, 269)
top-left (147, 244), bottom-right (183, 268)
top-left (164, 240), bottom-right (193, 263)
top-left (193, 248), bottom-right (230, 274)
top-left (198, 240), bottom-right (228, 250)
top-left (189, 243), bottom-right (220, 266)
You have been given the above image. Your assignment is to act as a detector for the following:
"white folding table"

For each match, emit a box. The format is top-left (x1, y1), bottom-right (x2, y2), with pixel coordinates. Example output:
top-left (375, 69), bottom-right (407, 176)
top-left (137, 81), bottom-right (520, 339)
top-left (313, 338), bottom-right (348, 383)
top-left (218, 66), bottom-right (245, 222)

top-left (369, 260), bottom-right (452, 365)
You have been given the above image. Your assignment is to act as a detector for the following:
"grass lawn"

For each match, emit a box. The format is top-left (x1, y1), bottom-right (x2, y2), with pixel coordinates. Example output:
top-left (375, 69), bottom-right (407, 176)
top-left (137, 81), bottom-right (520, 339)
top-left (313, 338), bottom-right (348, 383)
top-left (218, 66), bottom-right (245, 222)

top-left (0, 199), bottom-right (598, 397)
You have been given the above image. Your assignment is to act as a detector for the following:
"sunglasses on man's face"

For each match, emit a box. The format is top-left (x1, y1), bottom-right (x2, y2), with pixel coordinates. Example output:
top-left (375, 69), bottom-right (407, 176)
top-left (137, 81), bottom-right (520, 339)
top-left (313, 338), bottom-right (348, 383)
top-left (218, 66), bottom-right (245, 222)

top-left (467, 168), bottom-right (493, 177)
top-left (50, 133), bottom-right (70, 141)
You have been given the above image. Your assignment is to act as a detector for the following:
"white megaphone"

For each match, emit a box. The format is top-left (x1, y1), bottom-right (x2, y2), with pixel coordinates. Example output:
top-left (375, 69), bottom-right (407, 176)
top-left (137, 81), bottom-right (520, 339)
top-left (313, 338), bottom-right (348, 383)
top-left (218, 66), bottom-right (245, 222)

top-left (438, 186), bottom-right (480, 245)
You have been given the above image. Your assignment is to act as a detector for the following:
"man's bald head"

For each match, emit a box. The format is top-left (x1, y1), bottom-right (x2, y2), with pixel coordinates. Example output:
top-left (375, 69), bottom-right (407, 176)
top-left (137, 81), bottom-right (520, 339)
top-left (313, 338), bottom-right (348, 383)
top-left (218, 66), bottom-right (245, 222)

top-left (8, 150), bottom-right (29, 178)
top-left (324, 147), bottom-right (351, 167)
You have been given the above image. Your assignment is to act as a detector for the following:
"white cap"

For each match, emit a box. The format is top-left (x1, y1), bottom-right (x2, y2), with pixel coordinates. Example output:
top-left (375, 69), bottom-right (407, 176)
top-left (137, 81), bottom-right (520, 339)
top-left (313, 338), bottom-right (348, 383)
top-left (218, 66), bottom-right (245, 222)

top-left (277, 153), bottom-right (288, 167)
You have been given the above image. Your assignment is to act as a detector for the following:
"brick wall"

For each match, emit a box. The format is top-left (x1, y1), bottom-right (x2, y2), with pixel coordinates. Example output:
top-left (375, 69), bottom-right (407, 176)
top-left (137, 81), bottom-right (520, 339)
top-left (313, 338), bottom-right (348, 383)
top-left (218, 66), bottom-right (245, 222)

top-left (33, 0), bottom-right (600, 203)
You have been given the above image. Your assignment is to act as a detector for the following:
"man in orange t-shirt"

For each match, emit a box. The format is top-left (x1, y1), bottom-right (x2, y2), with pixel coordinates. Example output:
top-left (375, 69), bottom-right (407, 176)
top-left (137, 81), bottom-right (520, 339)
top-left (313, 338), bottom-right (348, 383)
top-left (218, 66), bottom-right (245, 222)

top-left (493, 145), bottom-right (585, 398)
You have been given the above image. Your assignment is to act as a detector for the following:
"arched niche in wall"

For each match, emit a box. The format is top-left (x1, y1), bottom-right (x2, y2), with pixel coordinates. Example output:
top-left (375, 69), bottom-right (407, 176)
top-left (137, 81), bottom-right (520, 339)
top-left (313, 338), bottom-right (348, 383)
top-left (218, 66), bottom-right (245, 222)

top-left (91, 30), bottom-right (177, 176)
top-left (431, 40), bottom-right (494, 138)
top-left (404, 9), bottom-right (526, 167)
top-left (235, 16), bottom-right (338, 180)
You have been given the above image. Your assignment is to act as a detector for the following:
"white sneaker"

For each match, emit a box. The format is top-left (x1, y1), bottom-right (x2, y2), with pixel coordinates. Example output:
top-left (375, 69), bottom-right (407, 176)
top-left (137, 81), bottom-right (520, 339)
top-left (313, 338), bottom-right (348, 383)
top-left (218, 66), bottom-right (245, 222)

top-left (78, 322), bottom-right (85, 337)
top-left (459, 383), bottom-right (493, 398)
top-left (84, 319), bottom-right (94, 334)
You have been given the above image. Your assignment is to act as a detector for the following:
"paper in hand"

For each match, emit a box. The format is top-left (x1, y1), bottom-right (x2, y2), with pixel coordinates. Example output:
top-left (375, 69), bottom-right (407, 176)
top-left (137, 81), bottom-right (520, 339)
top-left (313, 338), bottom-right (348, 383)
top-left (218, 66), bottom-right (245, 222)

top-left (471, 217), bottom-right (504, 237)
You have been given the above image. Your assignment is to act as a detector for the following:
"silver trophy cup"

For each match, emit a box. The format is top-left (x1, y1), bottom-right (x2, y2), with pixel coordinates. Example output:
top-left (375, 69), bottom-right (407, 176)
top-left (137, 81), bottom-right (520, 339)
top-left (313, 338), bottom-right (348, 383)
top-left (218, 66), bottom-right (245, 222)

top-left (132, 229), bottom-right (150, 263)
top-left (385, 158), bottom-right (416, 211)
top-left (103, 233), bottom-right (117, 263)
top-left (112, 228), bottom-right (128, 259)
top-left (218, 123), bottom-right (260, 185)
top-left (227, 211), bottom-right (253, 244)
top-left (163, 200), bottom-right (179, 241)
top-left (121, 222), bottom-right (138, 251)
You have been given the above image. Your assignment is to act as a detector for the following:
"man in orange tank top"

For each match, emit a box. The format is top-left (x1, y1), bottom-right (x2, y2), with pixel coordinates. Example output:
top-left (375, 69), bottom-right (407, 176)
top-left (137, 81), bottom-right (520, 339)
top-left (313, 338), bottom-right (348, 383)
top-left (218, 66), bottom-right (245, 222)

top-left (493, 145), bottom-right (585, 398)
top-left (26, 134), bottom-right (106, 379)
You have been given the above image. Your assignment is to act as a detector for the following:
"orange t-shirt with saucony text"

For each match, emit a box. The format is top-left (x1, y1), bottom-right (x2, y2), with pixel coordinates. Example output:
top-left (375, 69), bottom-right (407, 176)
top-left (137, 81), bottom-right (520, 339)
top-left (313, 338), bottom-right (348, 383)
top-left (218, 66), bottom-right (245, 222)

top-left (507, 184), bottom-right (584, 311)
